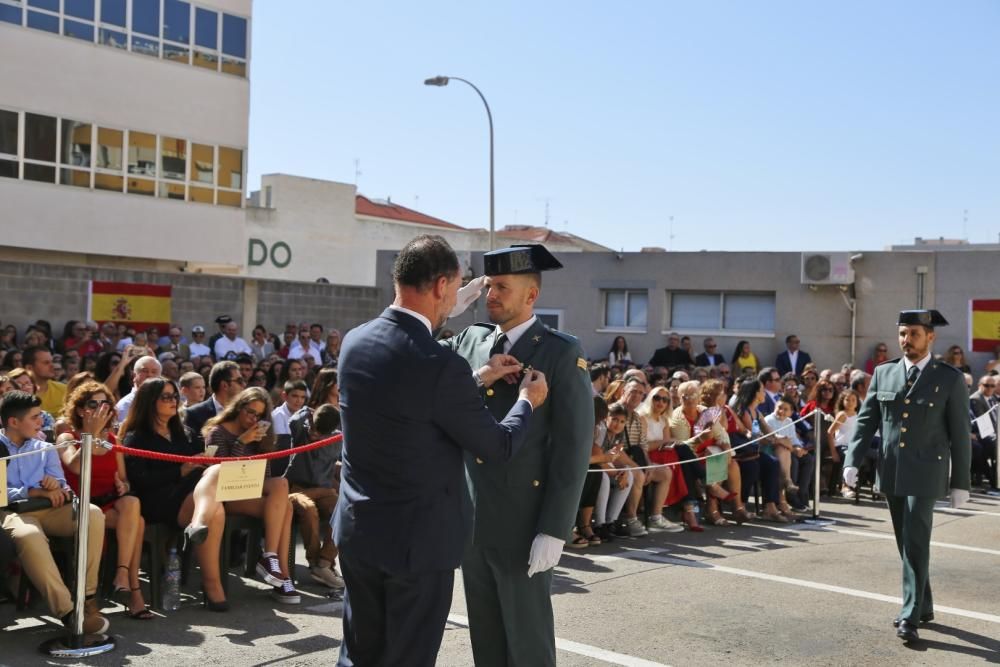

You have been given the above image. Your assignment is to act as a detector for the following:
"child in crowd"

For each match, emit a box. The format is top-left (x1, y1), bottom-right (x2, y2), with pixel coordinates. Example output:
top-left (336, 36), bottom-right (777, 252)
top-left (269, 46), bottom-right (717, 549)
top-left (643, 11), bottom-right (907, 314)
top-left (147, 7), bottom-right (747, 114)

top-left (270, 380), bottom-right (308, 476)
top-left (763, 397), bottom-right (804, 498)
top-left (592, 403), bottom-right (634, 542)
top-left (284, 404), bottom-right (344, 589)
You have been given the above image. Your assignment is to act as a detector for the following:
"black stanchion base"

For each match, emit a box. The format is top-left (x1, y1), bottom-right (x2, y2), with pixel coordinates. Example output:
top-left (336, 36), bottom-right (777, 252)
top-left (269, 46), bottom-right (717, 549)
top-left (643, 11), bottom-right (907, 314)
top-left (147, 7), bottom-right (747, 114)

top-left (39, 633), bottom-right (116, 658)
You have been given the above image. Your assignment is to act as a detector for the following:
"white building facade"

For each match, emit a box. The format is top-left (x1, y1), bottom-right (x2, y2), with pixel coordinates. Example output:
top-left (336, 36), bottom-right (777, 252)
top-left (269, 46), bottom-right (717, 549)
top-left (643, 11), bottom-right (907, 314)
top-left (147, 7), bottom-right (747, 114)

top-left (0, 0), bottom-right (251, 271)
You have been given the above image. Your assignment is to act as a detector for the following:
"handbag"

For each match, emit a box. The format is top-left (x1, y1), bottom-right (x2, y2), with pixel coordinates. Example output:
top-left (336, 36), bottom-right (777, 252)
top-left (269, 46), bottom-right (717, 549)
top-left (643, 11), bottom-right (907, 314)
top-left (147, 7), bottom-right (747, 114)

top-left (623, 417), bottom-right (649, 467)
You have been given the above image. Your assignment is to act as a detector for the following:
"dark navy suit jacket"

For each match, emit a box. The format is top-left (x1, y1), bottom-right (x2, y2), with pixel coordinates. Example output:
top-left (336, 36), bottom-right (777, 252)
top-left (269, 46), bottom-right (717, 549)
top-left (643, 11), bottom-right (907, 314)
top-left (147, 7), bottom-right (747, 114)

top-left (182, 398), bottom-right (217, 450)
top-left (775, 350), bottom-right (812, 376)
top-left (333, 308), bottom-right (532, 575)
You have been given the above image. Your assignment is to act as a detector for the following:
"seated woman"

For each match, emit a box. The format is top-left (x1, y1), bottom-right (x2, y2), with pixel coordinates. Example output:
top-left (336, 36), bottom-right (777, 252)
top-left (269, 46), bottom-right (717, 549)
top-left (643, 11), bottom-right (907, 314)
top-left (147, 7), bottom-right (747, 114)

top-left (7, 368), bottom-right (56, 440)
top-left (729, 379), bottom-right (788, 522)
top-left (802, 379), bottom-right (840, 493)
top-left (731, 340), bottom-right (759, 376)
top-left (121, 378), bottom-right (229, 611)
top-left (697, 379), bottom-right (750, 524)
top-left (58, 381), bottom-right (152, 619)
top-left (203, 387), bottom-right (299, 605)
top-left (608, 336), bottom-right (632, 367)
top-left (573, 397), bottom-right (613, 548)
top-left (827, 389), bottom-right (860, 498)
top-left (637, 386), bottom-right (687, 532)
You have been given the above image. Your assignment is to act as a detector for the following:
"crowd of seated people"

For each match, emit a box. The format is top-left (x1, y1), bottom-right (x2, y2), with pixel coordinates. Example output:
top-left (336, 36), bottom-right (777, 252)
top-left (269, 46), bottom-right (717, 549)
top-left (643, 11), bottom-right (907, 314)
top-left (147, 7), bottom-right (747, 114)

top-left (1, 316), bottom-right (348, 631)
top-left (568, 332), bottom-right (1000, 547)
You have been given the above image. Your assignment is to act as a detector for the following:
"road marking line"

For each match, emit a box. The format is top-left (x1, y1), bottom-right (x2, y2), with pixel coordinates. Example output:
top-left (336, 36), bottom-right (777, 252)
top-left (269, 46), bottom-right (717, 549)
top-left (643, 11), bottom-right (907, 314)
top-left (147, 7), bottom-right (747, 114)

top-left (593, 551), bottom-right (1000, 625)
top-left (447, 613), bottom-right (671, 667)
top-left (745, 522), bottom-right (1000, 556)
top-left (935, 506), bottom-right (1000, 517)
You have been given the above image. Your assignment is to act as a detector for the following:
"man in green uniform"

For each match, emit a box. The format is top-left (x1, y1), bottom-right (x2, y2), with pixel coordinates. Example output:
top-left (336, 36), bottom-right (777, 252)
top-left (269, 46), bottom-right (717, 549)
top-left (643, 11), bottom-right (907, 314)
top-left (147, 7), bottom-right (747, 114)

top-left (444, 244), bottom-right (594, 666)
top-left (843, 309), bottom-right (971, 643)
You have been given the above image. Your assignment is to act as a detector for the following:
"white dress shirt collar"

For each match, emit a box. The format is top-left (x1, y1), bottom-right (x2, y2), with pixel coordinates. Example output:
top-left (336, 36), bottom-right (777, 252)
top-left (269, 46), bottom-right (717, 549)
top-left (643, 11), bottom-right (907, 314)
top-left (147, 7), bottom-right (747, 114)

top-left (903, 352), bottom-right (932, 375)
top-left (497, 316), bottom-right (538, 353)
top-left (388, 305), bottom-right (433, 335)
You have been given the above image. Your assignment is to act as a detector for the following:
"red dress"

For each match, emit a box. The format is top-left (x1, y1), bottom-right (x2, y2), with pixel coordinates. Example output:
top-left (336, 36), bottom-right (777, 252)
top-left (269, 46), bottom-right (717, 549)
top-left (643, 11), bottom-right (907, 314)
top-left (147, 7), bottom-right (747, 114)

top-left (63, 431), bottom-right (120, 512)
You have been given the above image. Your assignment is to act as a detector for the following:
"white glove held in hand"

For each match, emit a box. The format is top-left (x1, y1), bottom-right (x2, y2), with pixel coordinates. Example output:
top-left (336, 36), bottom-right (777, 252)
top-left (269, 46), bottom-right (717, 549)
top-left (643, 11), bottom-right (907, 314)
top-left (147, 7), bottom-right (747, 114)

top-left (842, 466), bottom-right (859, 489)
top-left (526, 533), bottom-right (564, 578)
top-left (449, 276), bottom-right (487, 319)
top-left (950, 488), bottom-right (970, 509)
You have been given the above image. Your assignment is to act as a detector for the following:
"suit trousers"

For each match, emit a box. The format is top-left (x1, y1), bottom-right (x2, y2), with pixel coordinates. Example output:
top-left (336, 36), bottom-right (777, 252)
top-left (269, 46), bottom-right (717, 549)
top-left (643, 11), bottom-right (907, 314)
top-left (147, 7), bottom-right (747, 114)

top-left (463, 545), bottom-right (556, 667)
top-left (337, 551), bottom-right (454, 667)
top-left (2, 503), bottom-right (105, 618)
top-left (885, 494), bottom-right (936, 622)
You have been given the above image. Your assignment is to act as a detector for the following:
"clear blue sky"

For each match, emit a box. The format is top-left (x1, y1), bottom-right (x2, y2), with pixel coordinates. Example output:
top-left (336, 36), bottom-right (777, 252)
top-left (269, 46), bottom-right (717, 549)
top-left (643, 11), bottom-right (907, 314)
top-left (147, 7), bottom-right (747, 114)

top-left (247, 1), bottom-right (1000, 252)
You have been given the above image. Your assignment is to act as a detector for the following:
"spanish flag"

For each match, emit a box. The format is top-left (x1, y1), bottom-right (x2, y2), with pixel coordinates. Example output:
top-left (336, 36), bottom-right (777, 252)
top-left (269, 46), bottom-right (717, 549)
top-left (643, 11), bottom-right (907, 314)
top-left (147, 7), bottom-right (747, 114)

top-left (88, 281), bottom-right (172, 333)
top-left (970, 299), bottom-right (1000, 353)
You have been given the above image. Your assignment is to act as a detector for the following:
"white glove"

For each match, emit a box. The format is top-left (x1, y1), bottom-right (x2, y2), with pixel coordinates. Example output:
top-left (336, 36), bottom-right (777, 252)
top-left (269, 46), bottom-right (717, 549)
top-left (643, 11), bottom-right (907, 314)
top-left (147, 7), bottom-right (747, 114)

top-left (449, 276), bottom-right (486, 319)
top-left (526, 533), bottom-right (564, 577)
top-left (842, 466), bottom-right (859, 489)
top-left (950, 488), bottom-right (970, 509)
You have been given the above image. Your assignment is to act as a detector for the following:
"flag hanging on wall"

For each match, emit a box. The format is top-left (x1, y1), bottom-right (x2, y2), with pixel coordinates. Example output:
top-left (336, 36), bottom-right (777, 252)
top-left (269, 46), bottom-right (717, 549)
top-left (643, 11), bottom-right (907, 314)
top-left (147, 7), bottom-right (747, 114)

top-left (87, 281), bottom-right (172, 333)
top-left (969, 299), bottom-right (1000, 353)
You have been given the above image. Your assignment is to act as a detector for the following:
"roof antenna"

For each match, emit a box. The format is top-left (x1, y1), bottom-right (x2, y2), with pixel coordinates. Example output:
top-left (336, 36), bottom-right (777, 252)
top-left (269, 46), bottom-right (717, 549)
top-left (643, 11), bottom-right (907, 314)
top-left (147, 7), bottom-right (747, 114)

top-left (353, 158), bottom-right (362, 186)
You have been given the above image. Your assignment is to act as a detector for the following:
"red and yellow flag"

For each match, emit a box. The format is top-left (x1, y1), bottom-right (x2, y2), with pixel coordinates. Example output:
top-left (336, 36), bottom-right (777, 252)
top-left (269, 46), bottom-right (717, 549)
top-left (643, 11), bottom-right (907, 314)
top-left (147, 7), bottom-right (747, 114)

top-left (970, 299), bottom-right (1000, 353)
top-left (88, 281), bottom-right (172, 332)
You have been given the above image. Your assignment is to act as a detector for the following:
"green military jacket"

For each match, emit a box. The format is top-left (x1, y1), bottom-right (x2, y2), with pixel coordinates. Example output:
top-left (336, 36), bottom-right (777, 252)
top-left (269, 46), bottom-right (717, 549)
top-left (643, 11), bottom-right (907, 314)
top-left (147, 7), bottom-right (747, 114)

top-left (846, 357), bottom-right (971, 497)
top-left (443, 318), bottom-right (594, 564)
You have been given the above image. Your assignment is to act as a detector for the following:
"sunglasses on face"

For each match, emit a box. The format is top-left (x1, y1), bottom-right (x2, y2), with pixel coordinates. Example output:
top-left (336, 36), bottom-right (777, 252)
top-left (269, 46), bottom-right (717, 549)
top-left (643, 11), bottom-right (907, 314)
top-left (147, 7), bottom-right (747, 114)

top-left (821, 388), bottom-right (834, 393)
top-left (84, 399), bottom-right (113, 409)
top-left (158, 393), bottom-right (179, 403)
top-left (652, 395), bottom-right (669, 402)
top-left (229, 376), bottom-right (247, 386)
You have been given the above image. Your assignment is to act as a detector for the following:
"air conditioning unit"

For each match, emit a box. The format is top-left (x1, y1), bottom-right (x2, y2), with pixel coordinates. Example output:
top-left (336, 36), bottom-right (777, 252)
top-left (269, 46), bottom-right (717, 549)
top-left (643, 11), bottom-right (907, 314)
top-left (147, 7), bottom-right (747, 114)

top-left (800, 252), bottom-right (855, 285)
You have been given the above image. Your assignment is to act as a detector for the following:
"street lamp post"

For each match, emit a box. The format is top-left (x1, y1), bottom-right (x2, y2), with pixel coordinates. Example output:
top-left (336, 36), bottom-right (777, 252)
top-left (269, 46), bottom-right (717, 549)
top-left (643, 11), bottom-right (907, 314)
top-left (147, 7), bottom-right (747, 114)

top-left (424, 75), bottom-right (495, 250)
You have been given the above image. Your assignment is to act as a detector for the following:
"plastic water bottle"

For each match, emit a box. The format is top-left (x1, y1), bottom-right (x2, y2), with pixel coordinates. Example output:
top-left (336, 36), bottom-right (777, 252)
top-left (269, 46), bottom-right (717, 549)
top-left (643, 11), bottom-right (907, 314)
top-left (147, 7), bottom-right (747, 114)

top-left (163, 548), bottom-right (181, 611)
top-left (751, 418), bottom-right (761, 438)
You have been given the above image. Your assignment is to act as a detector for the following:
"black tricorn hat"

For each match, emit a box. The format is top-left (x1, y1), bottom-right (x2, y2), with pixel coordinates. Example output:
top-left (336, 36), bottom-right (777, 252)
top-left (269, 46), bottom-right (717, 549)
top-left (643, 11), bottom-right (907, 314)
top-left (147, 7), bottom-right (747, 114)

top-left (897, 309), bottom-right (949, 328)
top-left (483, 244), bottom-right (563, 276)
top-left (215, 315), bottom-right (233, 325)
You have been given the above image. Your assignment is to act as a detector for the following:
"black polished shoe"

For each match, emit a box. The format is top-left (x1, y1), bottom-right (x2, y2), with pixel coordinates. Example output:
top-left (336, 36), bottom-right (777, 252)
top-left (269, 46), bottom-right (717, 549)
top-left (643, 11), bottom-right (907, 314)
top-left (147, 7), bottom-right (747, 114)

top-left (201, 591), bottom-right (229, 612)
top-left (896, 619), bottom-right (919, 642)
top-left (893, 613), bottom-right (934, 628)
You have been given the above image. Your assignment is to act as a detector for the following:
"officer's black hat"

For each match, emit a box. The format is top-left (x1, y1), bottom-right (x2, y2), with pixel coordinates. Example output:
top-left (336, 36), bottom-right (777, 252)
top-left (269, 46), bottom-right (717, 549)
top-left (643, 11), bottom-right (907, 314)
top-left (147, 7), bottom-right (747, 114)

top-left (483, 244), bottom-right (563, 276)
top-left (215, 315), bottom-right (233, 325)
top-left (897, 309), bottom-right (949, 329)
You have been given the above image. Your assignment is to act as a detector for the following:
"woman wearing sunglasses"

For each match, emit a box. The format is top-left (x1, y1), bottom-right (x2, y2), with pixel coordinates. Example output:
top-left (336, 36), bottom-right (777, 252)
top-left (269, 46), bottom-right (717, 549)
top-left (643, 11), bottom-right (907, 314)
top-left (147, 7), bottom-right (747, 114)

top-left (57, 381), bottom-right (153, 619)
top-left (203, 387), bottom-right (299, 605)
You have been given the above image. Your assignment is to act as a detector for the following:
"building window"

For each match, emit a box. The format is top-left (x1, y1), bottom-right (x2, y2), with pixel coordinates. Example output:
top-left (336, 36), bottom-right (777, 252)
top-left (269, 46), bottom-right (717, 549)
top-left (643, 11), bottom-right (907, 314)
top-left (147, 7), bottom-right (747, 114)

top-left (0, 2), bottom-right (23, 26)
top-left (221, 12), bottom-right (247, 76)
top-left (131, 0), bottom-right (159, 36)
top-left (603, 290), bottom-right (648, 329)
top-left (0, 105), bottom-right (244, 207)
top-left (26, 7), bottom-right (59, 33)
top-left (669, 291), bottom-right (775, 333)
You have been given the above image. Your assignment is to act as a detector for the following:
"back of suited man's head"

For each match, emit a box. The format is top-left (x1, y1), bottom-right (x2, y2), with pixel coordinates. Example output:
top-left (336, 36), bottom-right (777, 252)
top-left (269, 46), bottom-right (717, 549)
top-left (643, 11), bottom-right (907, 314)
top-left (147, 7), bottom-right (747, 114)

top-left (393, 235), bottom-right (460, 292)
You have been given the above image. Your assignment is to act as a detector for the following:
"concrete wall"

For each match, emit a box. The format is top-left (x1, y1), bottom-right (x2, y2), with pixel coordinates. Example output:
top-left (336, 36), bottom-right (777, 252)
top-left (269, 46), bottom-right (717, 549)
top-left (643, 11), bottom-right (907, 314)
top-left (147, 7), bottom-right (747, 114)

top-left (376, 249), bottom-right (999, 375)
top-left (0, 260), bottom-right (380, 338)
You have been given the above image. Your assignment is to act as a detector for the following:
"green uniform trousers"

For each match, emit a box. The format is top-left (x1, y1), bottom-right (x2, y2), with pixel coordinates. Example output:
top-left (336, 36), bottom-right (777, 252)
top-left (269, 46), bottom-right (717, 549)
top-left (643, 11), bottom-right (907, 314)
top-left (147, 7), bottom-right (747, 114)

top-left (463, 546), bottom-right (556, 667)
top-left (885, 494), bottom-right (935, 623)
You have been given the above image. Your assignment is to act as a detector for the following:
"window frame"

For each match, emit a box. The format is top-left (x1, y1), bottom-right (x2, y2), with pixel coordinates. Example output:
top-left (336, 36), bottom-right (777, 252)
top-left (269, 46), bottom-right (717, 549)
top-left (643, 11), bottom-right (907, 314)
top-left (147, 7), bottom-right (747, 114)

top-left (598, 289), bottom-right (649, 333)
top-left (665, 290), bottom-right (777, 338)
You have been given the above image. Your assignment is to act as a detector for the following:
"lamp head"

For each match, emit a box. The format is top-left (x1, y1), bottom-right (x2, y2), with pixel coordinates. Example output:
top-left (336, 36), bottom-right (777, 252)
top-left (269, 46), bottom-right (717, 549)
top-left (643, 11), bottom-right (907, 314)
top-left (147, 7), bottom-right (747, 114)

top-left (424, 76), bottom-right (450, 86)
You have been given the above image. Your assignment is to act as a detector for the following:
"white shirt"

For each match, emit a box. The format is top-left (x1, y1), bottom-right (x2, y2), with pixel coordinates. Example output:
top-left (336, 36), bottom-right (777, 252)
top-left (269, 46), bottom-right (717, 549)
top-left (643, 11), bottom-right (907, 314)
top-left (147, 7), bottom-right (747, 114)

top-left (271, 403), bottom-right (293, 436)
top-left (764, 413), bottom-right (802, 447)
top-left (787, 349), bottom-right (799, 370)
top-left (496, 316), bottom-right (538, 354)
top-left (188, 342), bottom-right (212, 358)
top-left (212, 396), bottom-right (225, 415)
top-left (116, 388), bottom-right (137, 422)
top-left (903, 352), bottom-right (932, 376)
top-left (288, 339), bottom-right (323, 364)
top-left (214, 336), bottom-right (252, 360)
top-left (388, 305), bottom-right (433, 335)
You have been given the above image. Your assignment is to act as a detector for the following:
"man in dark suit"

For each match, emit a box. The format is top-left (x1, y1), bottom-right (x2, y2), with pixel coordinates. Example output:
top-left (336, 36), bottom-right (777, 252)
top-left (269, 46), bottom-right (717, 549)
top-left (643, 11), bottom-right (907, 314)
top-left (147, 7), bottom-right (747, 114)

top-left (970, 375), bottom-right (998, 491)
top-left (648, 332), bottom-right (694, 368)
top-left (758, 366), bottom-right (782, 415)
top-left (182, 360), bottom-right (244, 450)
top-left (443, 244), bottom-right (594, 667)
top-left (775, 334), bottom-right (812, 376)
top-left (844, 310), bottom-right (971, 643)
top-left (694, 337), bottom-right (725, 367)
top-left (333, 235), bottom-right (548, 667)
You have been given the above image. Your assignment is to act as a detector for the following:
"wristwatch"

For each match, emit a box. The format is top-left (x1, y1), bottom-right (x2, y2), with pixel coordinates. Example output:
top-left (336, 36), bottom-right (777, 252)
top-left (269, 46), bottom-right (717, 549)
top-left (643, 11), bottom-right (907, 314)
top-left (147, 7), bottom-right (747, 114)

top-left (472, 369), bottom-right (484, 388)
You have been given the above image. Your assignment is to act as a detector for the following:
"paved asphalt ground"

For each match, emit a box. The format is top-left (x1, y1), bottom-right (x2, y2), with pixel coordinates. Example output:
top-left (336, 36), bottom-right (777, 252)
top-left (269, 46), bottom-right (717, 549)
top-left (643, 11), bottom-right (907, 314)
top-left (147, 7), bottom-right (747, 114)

top-left (2, 491), bottom-right (999, 666)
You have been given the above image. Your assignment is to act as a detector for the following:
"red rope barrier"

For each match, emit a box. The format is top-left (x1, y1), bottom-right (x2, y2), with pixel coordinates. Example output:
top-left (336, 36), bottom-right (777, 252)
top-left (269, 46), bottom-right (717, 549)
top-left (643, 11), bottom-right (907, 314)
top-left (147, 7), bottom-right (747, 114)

top-left (111, 433), bottom-right (343, 465)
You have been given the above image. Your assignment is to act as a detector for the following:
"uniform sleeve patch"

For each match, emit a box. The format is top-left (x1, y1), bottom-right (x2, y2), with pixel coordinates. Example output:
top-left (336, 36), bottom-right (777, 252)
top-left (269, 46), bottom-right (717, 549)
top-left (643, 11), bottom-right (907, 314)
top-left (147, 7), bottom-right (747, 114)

top-left (577, 357), bottom-right (587, 370)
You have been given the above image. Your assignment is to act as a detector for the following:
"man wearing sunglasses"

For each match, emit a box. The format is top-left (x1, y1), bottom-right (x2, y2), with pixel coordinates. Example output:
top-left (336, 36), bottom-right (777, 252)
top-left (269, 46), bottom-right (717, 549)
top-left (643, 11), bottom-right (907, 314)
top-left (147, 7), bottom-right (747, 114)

top-left (970, 375), bottom-right (998, 492)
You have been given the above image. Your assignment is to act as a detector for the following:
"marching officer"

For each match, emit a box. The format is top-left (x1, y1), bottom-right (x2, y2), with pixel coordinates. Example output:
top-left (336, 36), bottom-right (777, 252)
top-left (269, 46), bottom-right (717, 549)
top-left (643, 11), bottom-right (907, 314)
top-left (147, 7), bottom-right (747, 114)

top-left (843, 309), bottom-right (971, 643)
top-left (444, 244), bottom-right (593, 666)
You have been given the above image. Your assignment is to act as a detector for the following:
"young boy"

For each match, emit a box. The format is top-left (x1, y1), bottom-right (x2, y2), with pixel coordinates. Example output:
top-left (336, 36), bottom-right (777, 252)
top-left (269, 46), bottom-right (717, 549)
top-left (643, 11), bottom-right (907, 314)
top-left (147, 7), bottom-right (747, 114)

top-left (270, 380), bottom-right (308, 476)
top-left (284, 404), bottom-right (344, 589)
top-left (1, 392), bottom-right (109, 634)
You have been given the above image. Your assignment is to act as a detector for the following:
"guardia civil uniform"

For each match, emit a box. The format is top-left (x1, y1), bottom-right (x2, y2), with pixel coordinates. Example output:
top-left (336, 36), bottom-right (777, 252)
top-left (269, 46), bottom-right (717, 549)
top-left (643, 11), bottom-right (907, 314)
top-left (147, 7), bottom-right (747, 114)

top-left (443, 245), bottom-right (593, 667)
top-left (845, 309), bottom-right (971, 640)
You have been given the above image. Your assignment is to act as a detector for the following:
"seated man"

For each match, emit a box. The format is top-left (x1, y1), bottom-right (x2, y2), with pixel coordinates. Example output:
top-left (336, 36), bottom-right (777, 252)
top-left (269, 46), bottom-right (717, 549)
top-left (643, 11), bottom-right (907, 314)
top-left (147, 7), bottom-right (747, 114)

top-left (1, 392), bottom-right (108, 634)
top-left (283, 404), bottom-right (344, 589)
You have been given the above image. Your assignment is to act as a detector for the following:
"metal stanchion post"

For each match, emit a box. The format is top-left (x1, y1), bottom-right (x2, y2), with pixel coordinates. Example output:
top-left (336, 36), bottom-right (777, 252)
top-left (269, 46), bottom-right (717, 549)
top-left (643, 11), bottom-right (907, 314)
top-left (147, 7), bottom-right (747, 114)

top-left (803, 410), bottom-right (834, 527)
top-left (40, 433), bottom-right (116, 658)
